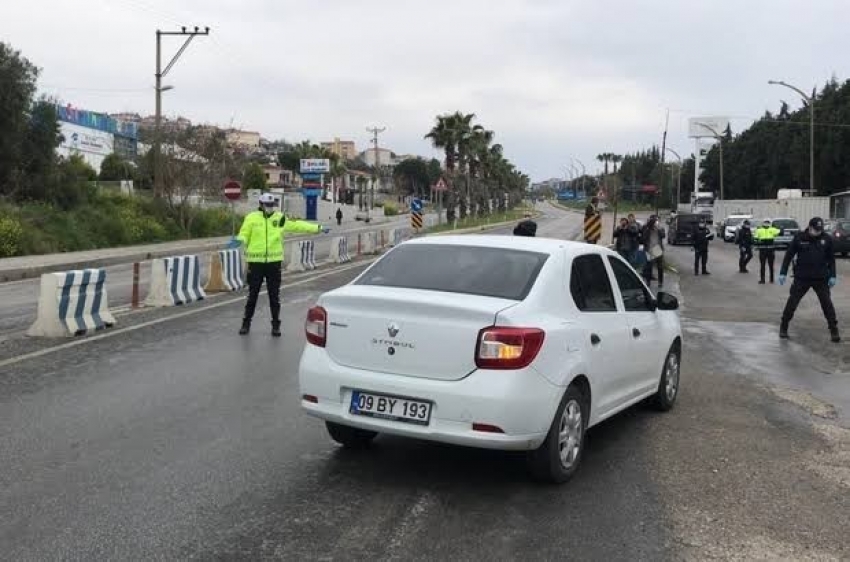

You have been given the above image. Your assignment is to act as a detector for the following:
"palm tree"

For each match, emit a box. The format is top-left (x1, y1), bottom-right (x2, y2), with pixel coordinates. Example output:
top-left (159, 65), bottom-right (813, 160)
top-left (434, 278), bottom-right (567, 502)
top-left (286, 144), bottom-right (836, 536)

top-left (597, 153), bottom-right (611, 175)
top-left (611, 154), bottom-right (623, 174)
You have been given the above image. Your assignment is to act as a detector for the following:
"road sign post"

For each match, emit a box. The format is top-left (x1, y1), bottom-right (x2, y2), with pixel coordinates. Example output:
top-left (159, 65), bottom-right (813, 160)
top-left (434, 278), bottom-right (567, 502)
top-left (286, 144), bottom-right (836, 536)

top-left (411, 198), bottom-right (423, 231)
top-left (433, 178), bottom-right (448, 226)
top-left (223, 180), bottom-right (242, 237)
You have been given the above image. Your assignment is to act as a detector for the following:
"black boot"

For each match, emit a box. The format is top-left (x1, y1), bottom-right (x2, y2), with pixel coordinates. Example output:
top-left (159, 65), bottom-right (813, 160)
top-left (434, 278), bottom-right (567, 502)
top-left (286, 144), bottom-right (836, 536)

top-left (779, 322), bottom-right (789, 339)
top-left (239, 319), bottom-right (251, 335)
top-left (830, 327), bottom-right (841, 343)
top-left (271, 320), bottom-right (282, 338)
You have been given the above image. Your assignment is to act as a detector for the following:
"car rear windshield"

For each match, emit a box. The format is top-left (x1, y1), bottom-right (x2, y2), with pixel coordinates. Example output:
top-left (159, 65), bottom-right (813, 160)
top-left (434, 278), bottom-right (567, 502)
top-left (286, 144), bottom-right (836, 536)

top-left (354, 244), bottom-right (549, 300)
top-left (773, 219), bottom-right (799, 229)
top-left (726, 217), bottom-right (745, 226)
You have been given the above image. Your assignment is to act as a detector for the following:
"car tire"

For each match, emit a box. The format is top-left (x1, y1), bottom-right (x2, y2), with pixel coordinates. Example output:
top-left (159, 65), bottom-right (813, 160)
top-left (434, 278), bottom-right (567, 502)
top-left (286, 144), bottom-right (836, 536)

top-left (527, 384), bottom-right (588, 484)
top-left (326, 422), bottom-right (378, 449)
top-left (652, 345), bottom-right (681, 411)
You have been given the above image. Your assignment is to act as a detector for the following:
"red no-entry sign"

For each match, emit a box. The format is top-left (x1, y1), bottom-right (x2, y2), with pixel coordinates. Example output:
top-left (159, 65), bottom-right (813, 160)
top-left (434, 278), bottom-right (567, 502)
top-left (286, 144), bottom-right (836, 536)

top-left (223, 180), bottom-right (242, 201)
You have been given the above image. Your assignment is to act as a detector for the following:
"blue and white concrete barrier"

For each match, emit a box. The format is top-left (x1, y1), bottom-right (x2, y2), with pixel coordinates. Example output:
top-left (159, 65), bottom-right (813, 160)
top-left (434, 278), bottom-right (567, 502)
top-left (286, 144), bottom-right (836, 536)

top-left (331, 236), bottom-right (352, 263)
top-left (388, 228), bottom-right (406, 247)
top-left (205, 248), bottom-right (245, 293)
top-left (291, 240), bottom-right (317, 271)
top-left (363, 231), bottom-right (380, 255)
top-left (145, 255), bottom-right (206, 307)
top-left (28, 269), bottom-right (116, 337)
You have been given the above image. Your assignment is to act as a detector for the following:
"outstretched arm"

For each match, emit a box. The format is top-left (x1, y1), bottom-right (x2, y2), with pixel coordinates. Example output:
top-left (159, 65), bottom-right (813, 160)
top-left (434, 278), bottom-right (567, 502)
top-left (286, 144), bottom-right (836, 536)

top-left (283, 218), bottom-right (323, 234)
top-left (779, 236), bottom-right (799, 276)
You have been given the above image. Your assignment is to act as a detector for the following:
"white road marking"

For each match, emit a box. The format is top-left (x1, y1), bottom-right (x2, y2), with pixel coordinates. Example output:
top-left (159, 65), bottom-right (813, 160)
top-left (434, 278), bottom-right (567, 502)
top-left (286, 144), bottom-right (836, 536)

top-left (0, 259), bottom-right (374, 369)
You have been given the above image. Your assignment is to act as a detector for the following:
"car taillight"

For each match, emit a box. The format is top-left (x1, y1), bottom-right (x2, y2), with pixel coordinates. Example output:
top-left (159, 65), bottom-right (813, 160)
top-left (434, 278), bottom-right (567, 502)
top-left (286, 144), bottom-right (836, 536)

top-left (475, 327), bottom-right (545, 370)
top-left (305, 306), bottom-right (327, 347)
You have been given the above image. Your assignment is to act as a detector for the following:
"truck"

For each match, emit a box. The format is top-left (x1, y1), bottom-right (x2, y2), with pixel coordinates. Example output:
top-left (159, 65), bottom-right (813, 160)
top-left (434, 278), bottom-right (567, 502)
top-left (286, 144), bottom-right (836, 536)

top-left (690, 191), bottom-right (715, 223)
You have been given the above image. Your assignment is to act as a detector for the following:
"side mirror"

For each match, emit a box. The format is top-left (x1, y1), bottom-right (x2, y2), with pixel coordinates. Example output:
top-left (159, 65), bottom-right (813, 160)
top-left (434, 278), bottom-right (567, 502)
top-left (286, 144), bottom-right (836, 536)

top-left (656, 291), bottom-right (679, 311)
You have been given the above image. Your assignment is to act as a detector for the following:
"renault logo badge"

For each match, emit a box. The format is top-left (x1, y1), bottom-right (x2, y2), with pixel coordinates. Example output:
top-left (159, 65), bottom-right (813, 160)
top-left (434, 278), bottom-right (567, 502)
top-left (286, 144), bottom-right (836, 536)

top-left (388, 322), bottom-right (400, 338)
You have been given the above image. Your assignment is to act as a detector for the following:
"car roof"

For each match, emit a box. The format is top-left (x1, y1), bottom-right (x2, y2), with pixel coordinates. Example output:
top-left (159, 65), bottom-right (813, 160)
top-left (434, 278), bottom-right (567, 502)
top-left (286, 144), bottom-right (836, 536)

top-left (406, 234), bottom-right (618, 260)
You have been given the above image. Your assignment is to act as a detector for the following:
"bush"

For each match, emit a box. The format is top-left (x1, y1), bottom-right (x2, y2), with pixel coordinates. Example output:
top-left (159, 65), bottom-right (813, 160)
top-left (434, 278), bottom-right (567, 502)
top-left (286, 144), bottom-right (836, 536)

top-left (382, 202), bottom-right (398, 216)
top-left (0, 215), bottom-right (24, 257)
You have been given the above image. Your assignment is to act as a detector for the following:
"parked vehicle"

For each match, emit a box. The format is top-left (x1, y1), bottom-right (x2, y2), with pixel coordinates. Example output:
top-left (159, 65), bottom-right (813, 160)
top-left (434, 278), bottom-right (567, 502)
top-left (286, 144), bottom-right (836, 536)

top-left (668, 213), bottom-right (703, 245)
top-left (355, 209), bottom-right (372, 223)
top-left (825, 220), bottom-right (850, 257)
top-left (298, 236), bottom-right (683, 483)
top-left (766, 218), bottom-right (800, 249)
top-left (722, 215), bottom-right (753, 243)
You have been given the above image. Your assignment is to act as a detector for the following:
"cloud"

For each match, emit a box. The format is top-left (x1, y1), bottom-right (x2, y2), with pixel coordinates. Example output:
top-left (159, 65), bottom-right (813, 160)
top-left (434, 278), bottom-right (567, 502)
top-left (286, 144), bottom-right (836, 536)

top-left (1, 0), bottom-right (848, 180)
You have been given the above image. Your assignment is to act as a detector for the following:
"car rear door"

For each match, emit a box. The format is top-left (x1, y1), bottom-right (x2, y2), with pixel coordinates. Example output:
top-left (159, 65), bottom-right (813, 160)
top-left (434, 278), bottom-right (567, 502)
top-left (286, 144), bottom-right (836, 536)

top-left (568, 254), bottom-right (634, 416)
top-left (606, 256), bottom-right (666, 398)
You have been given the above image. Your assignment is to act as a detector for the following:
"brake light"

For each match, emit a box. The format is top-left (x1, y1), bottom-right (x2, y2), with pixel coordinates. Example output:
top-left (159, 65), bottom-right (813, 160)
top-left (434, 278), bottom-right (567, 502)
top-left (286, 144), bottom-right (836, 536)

top-left (305, 306), bottom-right (327, 347)
top-left (475, 327), bottom-right (545, 370)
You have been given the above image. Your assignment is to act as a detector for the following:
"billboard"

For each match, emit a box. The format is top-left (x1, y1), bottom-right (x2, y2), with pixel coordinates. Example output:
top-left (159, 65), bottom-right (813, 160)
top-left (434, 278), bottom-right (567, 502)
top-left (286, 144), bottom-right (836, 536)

top-left (56, 104), bottom-right (138, 139)
top-left (300, 158), bottom-right (330, 173)
top-left (688, 116), bottom-right (730, 138)
top-left (57, 122), bottom-right (114, 172)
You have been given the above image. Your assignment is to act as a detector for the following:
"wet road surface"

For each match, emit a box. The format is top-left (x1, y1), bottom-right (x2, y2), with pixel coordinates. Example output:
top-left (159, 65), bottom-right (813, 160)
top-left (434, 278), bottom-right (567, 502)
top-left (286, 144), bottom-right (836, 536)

top-left (1, 206), bottom-right (847, 560)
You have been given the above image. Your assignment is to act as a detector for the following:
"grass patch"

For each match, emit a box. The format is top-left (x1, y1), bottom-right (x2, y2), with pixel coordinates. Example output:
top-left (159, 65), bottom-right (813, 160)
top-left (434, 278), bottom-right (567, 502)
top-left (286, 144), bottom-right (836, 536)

top-left (0, 192), bottom-right (242, 257)
top-left (427, 208), bottom-right (531, 234)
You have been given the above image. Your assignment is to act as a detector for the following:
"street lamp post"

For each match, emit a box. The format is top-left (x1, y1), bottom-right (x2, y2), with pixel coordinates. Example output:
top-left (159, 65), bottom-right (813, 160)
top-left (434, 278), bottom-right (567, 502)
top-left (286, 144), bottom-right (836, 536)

top-left (665, 147), bottom-right (683, 211)
top-left (696, 122), bottom-right (724, 202)
top-left (768, 79), bottom-right (815, 194)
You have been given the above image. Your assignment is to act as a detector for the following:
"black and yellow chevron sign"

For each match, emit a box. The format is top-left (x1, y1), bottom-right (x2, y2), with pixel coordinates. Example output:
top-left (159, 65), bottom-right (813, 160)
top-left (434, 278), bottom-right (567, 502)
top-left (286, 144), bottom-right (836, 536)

top-left (584, 214), bottom-right (602, 243)
top-left (411, 212), bottom-right (423, 229)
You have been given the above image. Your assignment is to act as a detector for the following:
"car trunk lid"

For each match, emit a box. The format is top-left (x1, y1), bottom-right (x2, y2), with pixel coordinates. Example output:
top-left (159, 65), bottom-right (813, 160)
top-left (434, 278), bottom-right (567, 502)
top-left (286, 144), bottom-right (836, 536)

top-left (320, 286), bottom-right (518, 381)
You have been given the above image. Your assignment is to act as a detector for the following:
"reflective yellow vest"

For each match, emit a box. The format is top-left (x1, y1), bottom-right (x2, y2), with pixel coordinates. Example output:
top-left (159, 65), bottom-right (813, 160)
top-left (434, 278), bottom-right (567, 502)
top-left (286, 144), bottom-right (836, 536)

top-left (754, 225), bottom-right (780, 244)
top-left (237, 210), bottom-right (321, 263)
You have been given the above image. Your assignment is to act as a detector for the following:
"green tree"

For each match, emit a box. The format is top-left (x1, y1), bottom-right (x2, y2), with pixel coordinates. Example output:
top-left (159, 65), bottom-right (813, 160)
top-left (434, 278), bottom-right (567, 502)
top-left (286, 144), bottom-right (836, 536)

top-left (393, 158), bottom-right (431, 196)
top-left (0, 42), bottom-right (39, 198)
top-left (243, 162), bottom-right (267, 192)
top-left (99, 154), bottom-right (134, 181)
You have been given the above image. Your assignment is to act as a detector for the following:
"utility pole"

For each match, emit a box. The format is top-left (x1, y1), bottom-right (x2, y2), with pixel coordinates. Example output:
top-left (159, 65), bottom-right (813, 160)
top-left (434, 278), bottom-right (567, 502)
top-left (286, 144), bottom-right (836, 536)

top-left (657, 109), bottom-right (669, 215)
top-left (154, 26), bottom-right (210, 198)
top-left (366, 126), bottom-right (386, 210)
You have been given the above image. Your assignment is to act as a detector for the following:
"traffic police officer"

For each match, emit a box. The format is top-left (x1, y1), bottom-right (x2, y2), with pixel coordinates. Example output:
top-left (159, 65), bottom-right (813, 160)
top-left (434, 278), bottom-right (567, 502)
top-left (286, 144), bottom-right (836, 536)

top-left (230, 193), bottom-right (329, 336)
top-left (754, 219), bottom-right (781, 284)
top-left (778, 217), bottom-right (840, 342)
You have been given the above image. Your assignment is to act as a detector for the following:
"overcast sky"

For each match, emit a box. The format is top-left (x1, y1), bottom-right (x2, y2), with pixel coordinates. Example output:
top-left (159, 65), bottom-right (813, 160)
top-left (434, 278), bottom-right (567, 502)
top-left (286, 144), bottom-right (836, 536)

top-left (2, 0), bottom-right (848, 181)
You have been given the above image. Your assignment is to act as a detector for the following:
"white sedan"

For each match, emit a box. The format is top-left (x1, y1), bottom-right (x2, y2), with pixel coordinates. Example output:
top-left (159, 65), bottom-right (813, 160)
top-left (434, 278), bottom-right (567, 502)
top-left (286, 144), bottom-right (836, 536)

top-left (298, 235), bottom-right (683, 483)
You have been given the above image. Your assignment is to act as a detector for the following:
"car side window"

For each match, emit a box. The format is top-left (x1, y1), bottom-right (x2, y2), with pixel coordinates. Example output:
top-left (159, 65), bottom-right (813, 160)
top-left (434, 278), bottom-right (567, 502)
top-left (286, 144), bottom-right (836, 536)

top-left (570, 254), bottom-right (617, 312)
top-left (608, 257), bottom-right (652, 312)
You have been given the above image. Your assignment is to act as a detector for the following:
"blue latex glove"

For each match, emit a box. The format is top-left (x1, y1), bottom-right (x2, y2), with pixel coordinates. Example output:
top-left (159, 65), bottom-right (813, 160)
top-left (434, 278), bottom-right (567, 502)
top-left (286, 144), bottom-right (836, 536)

top-left (829, 277), bottom-right (837, 288)
top-left (226, 237), bottom-right (241, 249)
top-left (321, 227), bottom-right (331, 234)
top-left (778, 274), bottom-right (786, 286)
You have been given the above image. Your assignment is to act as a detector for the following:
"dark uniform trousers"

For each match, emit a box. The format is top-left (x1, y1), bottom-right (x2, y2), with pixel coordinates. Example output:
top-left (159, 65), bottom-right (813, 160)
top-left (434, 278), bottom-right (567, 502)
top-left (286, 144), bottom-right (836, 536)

top-left (781, 278), bottom-right (837, 330)
top-left (694, 247), bottom-right (708, 273)
top-left (244, 261), bottom-right (282, 322)
top-left (759, 250), bottom-right (776, 282)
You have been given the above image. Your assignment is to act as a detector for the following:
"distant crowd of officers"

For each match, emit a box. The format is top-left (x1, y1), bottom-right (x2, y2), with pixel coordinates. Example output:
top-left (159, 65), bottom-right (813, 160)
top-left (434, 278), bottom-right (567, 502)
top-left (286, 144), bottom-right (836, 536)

top-left (514, 202), bottom-right (840, 343)
top-left (611, 214), bottom-right (840, 343)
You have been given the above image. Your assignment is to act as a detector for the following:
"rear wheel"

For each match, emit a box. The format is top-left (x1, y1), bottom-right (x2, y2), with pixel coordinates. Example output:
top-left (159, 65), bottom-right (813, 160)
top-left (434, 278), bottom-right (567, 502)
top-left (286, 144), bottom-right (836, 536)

top-left (653, 345), bottom-right (681, 411)
top-left (527, 384), bottom-right (588, 484)
top-left (326, 422), bottom-right (378, 448)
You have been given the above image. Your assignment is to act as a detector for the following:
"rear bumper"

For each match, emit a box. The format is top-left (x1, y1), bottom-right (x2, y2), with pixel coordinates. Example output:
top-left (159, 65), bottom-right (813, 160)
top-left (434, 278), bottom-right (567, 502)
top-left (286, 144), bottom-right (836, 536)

top-left (297, 345), bottom-right (561, 451)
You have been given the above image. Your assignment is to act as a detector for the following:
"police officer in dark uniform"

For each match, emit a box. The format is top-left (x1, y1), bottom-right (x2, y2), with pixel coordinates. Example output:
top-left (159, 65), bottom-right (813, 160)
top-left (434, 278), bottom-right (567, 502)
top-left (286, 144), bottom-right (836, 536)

top-left (778, 217), bottom-right (840, 342)
top-left (692, 218), bottom-right (714, 275)
top-left (513, 212), bottom-right (537, 237)
top-left (736, 219), bottom-right (754, 273)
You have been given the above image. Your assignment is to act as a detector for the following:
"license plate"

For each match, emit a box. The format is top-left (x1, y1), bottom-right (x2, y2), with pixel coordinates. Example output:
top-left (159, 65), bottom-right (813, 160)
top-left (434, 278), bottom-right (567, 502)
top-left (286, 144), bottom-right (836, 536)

top-left (350, 390), bottom-right (432, 425)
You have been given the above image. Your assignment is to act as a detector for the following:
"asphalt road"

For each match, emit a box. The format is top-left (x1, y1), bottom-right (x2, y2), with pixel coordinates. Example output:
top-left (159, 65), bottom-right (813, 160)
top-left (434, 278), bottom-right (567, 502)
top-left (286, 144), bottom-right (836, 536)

top-left (0, 215), bottom-right (423, 337)
top-left (1, 205), bottom-right (847, 561)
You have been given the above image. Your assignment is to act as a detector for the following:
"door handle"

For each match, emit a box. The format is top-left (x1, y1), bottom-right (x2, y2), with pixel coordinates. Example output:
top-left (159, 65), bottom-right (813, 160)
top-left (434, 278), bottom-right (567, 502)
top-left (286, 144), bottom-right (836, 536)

top-left (590, 334), bottom-right (601, 345)
top-left (632, 328), bottom-right (641, 338)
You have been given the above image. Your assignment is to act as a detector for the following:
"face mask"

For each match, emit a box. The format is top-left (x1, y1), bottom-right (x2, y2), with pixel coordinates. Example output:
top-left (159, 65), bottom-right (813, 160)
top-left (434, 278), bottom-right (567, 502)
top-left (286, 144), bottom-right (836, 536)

top-left (810, 228), bottom-right (822, 236)
top-left (262, 204), bottom-right (276, 215)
